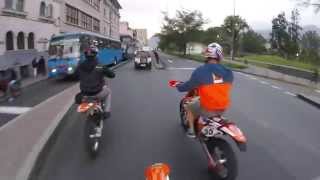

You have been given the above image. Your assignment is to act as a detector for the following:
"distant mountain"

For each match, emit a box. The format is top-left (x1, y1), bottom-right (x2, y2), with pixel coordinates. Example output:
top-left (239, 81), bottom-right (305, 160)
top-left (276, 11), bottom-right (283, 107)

top-left (255, 29), bottom-right (271, 40)
top-left (255, 25), bottom-right (320, 40)
top-left (302, 25), bottom-right (320, 34)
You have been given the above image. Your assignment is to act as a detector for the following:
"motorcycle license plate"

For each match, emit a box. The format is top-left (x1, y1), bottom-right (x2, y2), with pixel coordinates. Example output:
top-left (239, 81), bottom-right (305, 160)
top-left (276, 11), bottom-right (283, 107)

top-left (140, 64), bottom-right (146, 67)
top-left (201, 126), bottom-right (221, 137)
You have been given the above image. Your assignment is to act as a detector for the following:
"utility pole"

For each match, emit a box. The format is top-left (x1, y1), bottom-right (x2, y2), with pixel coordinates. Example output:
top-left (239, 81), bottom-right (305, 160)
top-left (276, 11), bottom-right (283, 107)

top-left (231, 0), bottom-right (236, 60)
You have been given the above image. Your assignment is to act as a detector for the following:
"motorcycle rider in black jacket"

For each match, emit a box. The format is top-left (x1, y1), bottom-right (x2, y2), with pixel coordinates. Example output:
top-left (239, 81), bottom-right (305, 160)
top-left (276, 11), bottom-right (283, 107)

top-left (76, 45), bottom-right (115, 118)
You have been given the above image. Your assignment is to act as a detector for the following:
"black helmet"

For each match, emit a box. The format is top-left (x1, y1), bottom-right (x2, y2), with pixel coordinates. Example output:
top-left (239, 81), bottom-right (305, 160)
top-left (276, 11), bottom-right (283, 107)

top-left (84, 45), bottom-right (98, 57)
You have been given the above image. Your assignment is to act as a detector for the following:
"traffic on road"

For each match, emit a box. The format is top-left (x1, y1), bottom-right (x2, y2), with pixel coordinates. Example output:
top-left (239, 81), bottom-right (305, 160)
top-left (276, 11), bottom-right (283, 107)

top-left (1, 0), bottom-right (320, 180)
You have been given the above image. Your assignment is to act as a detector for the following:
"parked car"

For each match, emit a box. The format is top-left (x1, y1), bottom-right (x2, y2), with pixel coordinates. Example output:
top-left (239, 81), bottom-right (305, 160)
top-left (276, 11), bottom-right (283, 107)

top-left (134, 51), bottom-right (152, 70)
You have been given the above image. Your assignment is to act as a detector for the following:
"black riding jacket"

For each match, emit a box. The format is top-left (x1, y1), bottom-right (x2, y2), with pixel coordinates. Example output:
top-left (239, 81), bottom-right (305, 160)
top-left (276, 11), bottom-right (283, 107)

top-left (77, 57), bottom-right (115, 96)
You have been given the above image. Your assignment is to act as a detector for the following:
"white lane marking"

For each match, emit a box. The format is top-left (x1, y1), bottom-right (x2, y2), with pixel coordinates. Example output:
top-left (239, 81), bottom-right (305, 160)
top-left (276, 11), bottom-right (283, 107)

top-left (284, 91), bottom-right (296, 97)
top-left (311, 176), bottom-right (320, 180)
top-left (167, 67), bottom-right (196, 70)
top-left (250, 77), bottom-right (257, 80)
top-left (244, 74), bottom-right (251, 78)
top-left (315, 90), bottom-right (320, 94)
top-left (271, 85), bottom-right (282, 90)
top-left (259, 81), bottom-right (269, 85)
top-left (168, 59), bottom-right (173, 64)
top-left (0, 106), bottom-right (32, 115)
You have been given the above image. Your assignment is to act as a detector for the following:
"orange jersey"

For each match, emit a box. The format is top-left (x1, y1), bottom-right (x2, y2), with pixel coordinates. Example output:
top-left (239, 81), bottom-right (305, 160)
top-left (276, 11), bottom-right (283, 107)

top-left (177, 64), bottom-right (233, 111)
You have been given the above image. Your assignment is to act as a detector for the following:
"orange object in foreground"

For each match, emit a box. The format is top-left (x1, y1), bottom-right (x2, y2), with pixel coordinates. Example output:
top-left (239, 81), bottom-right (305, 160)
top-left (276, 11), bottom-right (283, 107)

top-left (145, 163), bottom-right (170, 180)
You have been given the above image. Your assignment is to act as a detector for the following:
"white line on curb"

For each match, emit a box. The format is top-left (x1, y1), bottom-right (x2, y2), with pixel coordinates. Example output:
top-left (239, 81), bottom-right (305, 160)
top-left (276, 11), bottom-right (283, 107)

top-left (250, 77), bottom-right (257, 80)
top-left (315, 90), bottom-right (320, 94)
top-left (271, 85), bottom-right (282, 90)
top-left (168, 59), bottom-right (173, 63)
top-left (260, 81), bottom-right (269, 85)
top-left (244, 74), bottom-right (251, 78)
top-left (284, 91), bottom-right (296, 97)
top-left (0, 106), bottom-right (32, 115)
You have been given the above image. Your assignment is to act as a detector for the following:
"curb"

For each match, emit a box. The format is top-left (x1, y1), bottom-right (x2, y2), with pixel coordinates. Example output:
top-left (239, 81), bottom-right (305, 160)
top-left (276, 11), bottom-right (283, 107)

top-left (231, 69), bottom-right (314, 88)
top-left (296, 94), bottom-right (320, 109)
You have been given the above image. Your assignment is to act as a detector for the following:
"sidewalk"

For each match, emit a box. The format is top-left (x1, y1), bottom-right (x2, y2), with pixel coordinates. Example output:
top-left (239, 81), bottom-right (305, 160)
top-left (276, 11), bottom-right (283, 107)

top-left (21, 75), bottom-right (48, 88)
top-left (0, 84), bottom-right (78, 180)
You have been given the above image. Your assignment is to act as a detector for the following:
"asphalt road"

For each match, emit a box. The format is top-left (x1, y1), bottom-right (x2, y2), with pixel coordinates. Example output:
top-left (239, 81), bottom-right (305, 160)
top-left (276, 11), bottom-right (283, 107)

top-left (0, 78), bottom-right (76, 127)
top-left (33, 55), bottom-right (320, 180)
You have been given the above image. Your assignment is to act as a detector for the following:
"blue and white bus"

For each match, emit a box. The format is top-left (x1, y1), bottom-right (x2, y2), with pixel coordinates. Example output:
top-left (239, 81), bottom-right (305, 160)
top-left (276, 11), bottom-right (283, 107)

top-left (48, 32), bottom-right (123, 78)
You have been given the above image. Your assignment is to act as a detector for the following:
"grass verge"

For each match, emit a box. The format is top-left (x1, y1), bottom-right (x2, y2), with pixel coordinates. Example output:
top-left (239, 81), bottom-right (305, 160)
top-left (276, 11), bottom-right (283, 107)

top-left (168, 52), bottom-right (248, 70)
top-left (239, 55), bottom-right (319, 72)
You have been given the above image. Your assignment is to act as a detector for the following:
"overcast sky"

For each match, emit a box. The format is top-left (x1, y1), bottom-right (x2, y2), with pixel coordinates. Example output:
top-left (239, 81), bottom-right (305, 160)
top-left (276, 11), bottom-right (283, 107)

top-left (119, 0), bottom-right (320, 38)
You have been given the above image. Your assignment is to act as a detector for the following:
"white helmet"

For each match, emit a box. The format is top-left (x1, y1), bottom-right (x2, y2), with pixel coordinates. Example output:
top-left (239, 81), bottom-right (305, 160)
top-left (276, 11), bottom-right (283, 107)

top-left (203, 43), bottom-right (224, 61)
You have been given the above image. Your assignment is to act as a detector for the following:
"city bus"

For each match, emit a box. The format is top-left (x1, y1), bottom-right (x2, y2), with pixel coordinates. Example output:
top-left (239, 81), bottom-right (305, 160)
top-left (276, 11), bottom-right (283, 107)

top-left (48, 32), bottom-right (123, 79)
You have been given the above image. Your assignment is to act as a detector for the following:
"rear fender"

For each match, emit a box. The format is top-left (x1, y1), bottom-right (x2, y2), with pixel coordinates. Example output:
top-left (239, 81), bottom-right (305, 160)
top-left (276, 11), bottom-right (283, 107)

top-left (220, 123), bottom-right (247, 152)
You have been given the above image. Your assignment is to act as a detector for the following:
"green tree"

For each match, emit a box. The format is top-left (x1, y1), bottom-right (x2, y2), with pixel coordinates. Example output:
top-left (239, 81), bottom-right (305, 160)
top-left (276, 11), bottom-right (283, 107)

top-left (300, 31), bottom-right (320, 64)
top-left (270, 12), bottom-right (290, 57)
top-left (222, 15), bottom-right (249, 57)
top-left (241, 30), bottom-right (267, 54)
top-left (159, 10), bottom-right (206, 54)
top-left (297, 0), bottom-right (320, 12)
top-left (288, 9), bottom-right (302, 57)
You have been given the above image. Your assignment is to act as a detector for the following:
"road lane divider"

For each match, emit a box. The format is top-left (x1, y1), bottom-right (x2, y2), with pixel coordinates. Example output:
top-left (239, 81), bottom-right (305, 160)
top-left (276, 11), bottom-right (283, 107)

top-left (284, 91), bottom-right (297, 97)
top-left (259, 81), bottom-right (269, 85)
top-left (315, 90), bottom-right (320, 94)
top-left (271, 85), bottom-right (282, 90)
top-left (0, 106), bottom-right (32, 115)
top-left (167, 67), bottom-right (196, 70)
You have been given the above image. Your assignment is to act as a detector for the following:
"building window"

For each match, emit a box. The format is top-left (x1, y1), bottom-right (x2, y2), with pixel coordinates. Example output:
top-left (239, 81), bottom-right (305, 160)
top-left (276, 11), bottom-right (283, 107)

top-left (16, 0), bottom-right (24, 11)
top-left (28, 33), bottom-right (35, 49)
top-left (40, 2), bottom-right (46, 16)
top-left (47, 4), bottom-right (53, 17)
top-left (5, 0), bottom-right (24, 11)
top-left (6, 31), bottom-right (14, 51)
top-left (93, 18), bottom-right (100, 32)
top-left (80, 12), bottom-right (93, 30)
top-left (17, 32), bottom-right (25, 50)
top-left (5, 0), bottom-right (13, 9)
top-left (66, 4), bottom-right (79, 25)
top-left (86, 0), bottom-right (100, 10)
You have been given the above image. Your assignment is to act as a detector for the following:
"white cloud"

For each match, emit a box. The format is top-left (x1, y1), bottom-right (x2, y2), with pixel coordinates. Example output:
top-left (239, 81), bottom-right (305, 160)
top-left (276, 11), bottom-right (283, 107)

top-left (119, 0), bottom-right (320, 38)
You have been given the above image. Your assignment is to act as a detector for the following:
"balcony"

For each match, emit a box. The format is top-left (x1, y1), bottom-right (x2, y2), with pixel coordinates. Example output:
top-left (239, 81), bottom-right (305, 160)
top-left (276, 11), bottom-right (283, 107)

top-left (38, 16), bottom-right (56, 24)
top-left (1, 8), bottom-right (28, 18)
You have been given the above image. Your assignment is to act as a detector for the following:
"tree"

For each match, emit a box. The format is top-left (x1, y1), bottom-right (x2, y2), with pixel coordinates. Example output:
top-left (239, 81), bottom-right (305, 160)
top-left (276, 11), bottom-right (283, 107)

top-left (159, 10), bottom-right (206, 54)
top-left (270, 12), bottom-right (291, 57)
top-left (288, 9), bottom-right (302, 57)
top-left (297, 0), bottom-right (320, 13)
top-left (222, 15), bottom-right (249, 57)
top-left (300, 31), bottom-right (320, 64)
top-left (241, 30), bottom-right (267, 54)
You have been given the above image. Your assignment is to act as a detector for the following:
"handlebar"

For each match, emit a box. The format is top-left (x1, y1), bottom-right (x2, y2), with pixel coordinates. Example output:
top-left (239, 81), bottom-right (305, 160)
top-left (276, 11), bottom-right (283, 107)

top-left (168, 80), bottom-right (183, 88)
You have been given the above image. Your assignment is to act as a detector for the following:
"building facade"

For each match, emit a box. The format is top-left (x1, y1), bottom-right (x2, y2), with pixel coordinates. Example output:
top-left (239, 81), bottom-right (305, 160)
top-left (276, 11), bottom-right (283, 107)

top-left (0, 0), bottom-right (121, 78)
top-left (135, 29), bottom-right (148, 47)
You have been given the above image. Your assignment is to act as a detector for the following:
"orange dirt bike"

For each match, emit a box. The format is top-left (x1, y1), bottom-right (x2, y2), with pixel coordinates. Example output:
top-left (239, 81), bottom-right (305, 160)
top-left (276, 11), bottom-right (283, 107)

top-left (145, 163), bottom-right (170, 180)
top-left (76, 95), bottom-right (107, 158)
top-left (169, 80), bottom-right (247, 180)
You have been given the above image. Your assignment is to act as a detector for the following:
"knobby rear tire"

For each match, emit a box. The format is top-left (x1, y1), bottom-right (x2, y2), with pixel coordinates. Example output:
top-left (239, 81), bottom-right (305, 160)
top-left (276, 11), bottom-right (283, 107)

top-left (84, 116), bottom-right (100, 158)
top-left (207, 139), bottom-right (238, 180)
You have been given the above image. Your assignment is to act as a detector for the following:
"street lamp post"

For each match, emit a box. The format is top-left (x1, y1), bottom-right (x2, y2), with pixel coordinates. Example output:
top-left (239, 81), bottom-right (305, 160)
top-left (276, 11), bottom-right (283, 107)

top-left (231, 0), bottom-right (236, 60)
